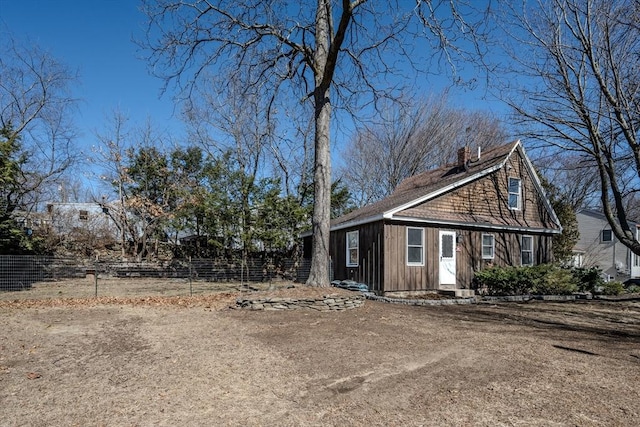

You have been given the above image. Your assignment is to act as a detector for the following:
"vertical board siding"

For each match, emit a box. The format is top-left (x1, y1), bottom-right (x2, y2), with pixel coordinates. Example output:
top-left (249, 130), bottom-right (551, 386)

top-left (380, 223), bottom-right (554, 293)
top-left (329, 222), bottom-right (555, 294)
top-left (331, 221), bottom-right (553, 293)
top-left (330, 221), bottom-right (384, 291)
top-left (383, 223), bottom-right (439, 292)
top-left (426, 227), bottom-right (438, 289)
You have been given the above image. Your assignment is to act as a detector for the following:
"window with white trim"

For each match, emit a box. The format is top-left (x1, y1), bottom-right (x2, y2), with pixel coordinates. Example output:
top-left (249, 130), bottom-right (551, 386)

top-left (407, 227), bottom-right (424, 266)
top-left (346, 230), bottom-right (359, 267)
top-left (601, 229), bottom-right (613, 242)
top-left (508, 177), bottom-right (521, 210)
top-left (482, 234), bottom-right (495, 259)
top-left (521, 235), bottom-right (534, 266)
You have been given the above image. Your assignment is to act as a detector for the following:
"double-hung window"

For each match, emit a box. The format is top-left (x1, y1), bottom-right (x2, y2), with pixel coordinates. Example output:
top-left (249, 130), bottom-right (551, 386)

top-left (407, 227), bottom-right (424, 266)
top-left (521, 235), bottom-right (533, 266)
top-left (346, 230), bottom-right (359, 267)
top-left (482, 234), bottom-right (495, 259)
top-left (508, 177), bottom-right (521, 210)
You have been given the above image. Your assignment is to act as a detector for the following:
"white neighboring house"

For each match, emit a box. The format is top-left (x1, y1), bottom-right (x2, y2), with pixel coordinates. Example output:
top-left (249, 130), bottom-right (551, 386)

top-left (42, 202), bottom-right (119, 240)
top-left (573, 209), bottom-right (640, 280)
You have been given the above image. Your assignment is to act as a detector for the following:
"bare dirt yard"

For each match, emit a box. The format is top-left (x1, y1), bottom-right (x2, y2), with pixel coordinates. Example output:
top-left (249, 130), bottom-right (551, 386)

top-left (1, 279), bottom-right (640, 426)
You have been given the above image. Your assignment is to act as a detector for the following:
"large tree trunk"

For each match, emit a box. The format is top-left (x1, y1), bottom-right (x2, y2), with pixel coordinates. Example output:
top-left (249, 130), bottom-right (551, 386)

top-left (307, 87), bottom-right (332, 286)
top-left (306, 0), bottom-right (332, 287)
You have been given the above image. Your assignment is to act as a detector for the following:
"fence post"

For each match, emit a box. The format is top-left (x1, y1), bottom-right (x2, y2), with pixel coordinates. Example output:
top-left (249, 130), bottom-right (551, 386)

top-left (189, 256), bottom-right (193, 297)
top-left (94, 261), bottom-right (98, 298)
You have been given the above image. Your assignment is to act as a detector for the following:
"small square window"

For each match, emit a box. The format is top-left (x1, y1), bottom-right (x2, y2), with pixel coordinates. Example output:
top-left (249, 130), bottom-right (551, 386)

top-left (79, 210), bottom-right (88, 221)
top-left (482, 234), bottom-right (495, 259)
top-left (601, 230), bottom-right (613, 242)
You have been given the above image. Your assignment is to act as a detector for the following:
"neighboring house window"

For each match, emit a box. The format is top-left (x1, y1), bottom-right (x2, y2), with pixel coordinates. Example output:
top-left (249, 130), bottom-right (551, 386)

top-left (508, 177), bottom-right (521, 210)
top-left (601, 229), bottom-right (613, 242)
top-left (482, 234), bottom-right (495, 259)
top-left (79, 210), bottom-right (88, 221)
top-left (407, 227), bottom-right (424, 266)
top-left (521, 235), bottom-right (534, 266)
top-left (346, 230), bottom-right (359, 267)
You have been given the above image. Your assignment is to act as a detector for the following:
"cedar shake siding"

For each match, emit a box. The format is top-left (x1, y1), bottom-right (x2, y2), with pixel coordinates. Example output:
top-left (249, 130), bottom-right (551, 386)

top-left (397, 153), bottom-right (556, 230)
top-left (324, 140), bottom-right (561, 294)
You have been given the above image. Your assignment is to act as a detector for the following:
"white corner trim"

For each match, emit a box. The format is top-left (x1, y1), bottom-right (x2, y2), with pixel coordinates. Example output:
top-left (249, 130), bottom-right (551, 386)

top-left (517, 143), bottom-right (563, 232)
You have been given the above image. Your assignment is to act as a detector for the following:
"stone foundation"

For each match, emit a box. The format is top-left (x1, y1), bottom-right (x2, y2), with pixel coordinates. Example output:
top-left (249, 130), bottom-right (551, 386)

top-left (383, 290), bottom-right (441, 299)
top-left (384, 289), bottom-right (475, 298)
top-left (235, 293), bottom-right (365, 311)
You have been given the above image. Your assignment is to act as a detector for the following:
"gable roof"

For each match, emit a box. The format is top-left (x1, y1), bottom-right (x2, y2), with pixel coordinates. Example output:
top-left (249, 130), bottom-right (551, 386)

top-left (331, 140), bottom-right (561, 233)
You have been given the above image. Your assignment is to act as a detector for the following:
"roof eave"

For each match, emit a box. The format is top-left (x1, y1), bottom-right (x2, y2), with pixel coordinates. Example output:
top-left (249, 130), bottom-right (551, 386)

top-left (329, 214), bottom-right (385, 232)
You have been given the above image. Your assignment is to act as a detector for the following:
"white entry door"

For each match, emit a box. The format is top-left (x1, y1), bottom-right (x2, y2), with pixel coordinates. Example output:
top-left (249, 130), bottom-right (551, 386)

top-left (439, 230), bottom-right (456, 287)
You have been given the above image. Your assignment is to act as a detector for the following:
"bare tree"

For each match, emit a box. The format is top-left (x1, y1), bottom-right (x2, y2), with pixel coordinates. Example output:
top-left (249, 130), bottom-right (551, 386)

top-left (185, 73), bottom-right (272, 176)
top-left (498, 0), bottom-right (640, 254)
top-left (341, 93), bottom-right (507, 206)
top-left (533, 151), bottom-right (600, 210)
top-left (141, 0), bottom-right (490, 286)
top-left (267, 108), bottom-right (315, 204)
top-left (90, 111), bottom-right (133, 260)
top-left (0, 36), bottom-right (80, 215)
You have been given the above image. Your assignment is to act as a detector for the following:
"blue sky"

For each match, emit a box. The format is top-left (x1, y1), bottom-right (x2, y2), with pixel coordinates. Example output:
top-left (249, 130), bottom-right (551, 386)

top-left (0, 0), bottom-right (184, 145)
top-left (0, 1), bottom-right (509, 160)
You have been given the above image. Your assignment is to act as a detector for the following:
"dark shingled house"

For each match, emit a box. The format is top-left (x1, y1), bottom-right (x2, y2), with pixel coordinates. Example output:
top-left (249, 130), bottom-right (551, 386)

top-left (307, 140), bottom-right (562, 296)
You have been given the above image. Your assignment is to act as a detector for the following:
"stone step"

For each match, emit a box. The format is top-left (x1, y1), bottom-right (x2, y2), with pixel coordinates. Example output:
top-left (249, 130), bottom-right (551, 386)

top-left (439, 289), bottom-right (475, 298)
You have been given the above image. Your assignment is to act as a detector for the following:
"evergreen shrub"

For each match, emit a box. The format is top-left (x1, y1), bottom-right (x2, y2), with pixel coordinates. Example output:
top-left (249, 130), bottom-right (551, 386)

top-left (474, 264), bottom-right (577, 296)
top-left (570, 266), bottom-right (605, 293)
top-left (600, 281), bottom-right (624, 296)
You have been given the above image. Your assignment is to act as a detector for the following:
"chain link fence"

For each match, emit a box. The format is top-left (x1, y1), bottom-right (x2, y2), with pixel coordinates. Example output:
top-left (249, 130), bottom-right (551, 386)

top-left (0, 255), bottom-right (311, 300)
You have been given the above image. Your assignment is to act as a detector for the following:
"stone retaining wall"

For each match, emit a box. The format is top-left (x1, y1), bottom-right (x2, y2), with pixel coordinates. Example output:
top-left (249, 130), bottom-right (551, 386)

top-left (235, 291), bottom-right (599, 311)
top-left (365, 293), bottom-right (476, 306)
top-left (235, 293), bottom-right (365, 311)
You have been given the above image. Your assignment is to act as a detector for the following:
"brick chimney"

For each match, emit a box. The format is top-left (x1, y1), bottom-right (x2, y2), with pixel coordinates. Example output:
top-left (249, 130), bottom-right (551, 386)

top-left (457, 146), bottom-right (470, 169)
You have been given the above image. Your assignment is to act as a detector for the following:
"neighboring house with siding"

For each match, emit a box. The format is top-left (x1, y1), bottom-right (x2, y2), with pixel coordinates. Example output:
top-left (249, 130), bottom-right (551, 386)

top-left (306, 140), bottom-right (562, 296)
top-left (573, 209), bottom-right (640, 280)
top-left (14, 203), bottom-right (119, 242)
top-left (45, 203), bottom-right (116, 237)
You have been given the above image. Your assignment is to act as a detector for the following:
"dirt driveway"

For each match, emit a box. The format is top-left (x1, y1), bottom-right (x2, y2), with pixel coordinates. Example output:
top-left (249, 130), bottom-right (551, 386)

top-left (1, 287), bottom-right (639, 426)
